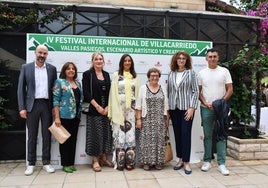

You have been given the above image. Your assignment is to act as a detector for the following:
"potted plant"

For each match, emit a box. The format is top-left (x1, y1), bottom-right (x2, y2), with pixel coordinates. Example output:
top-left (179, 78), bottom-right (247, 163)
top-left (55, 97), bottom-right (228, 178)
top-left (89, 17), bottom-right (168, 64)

top-left (223, 46), bottom-right (268, 160)
top-left (221, 45), bottom-right (268, 139)
top-left (220, 1), bottom-right (268, 139)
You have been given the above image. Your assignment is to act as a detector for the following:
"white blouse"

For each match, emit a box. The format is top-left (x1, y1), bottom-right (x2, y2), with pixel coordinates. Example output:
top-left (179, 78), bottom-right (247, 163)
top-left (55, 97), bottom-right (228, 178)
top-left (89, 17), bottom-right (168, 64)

top-left (176, 71), bottom-right (184, 87)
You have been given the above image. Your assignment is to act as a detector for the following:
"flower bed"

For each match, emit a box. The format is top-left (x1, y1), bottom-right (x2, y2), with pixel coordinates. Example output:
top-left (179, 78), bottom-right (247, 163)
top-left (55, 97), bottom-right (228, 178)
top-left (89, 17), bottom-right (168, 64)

top-left (227, 135), bottom-right (268, 160)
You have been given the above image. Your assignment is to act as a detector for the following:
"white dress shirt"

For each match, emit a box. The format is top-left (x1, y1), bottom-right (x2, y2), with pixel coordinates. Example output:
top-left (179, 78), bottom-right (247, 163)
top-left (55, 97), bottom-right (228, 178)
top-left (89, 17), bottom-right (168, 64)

top-left (35, 63), bottom-right (48, 99)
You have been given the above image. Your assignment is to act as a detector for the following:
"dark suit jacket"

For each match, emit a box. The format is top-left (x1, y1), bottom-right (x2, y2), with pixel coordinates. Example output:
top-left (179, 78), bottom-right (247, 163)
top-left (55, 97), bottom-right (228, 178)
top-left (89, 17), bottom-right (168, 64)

top-left (212, 99), bottom-right (230, 141)
top-left (17, 62), bottom-right (57, 112)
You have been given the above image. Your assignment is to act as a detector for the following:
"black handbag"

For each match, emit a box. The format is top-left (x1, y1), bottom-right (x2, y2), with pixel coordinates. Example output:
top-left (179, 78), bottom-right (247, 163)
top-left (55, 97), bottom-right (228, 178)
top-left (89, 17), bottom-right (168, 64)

top-left (82, 73), bottom-right (92, 114)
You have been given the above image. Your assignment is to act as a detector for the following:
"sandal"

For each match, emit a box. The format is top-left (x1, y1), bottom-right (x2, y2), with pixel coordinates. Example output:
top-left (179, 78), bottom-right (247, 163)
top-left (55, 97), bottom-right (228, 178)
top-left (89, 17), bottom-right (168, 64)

top-left (155, 164), bottom-right (163, 170)
top-left (126, 165), bottom-right (134, 171)
top-left (100, 153), bottom-right (114, 167)
top-left (143, 164), bottom-right (151, 171)
top-left (125, 148), bottom-right (135, 171)
top-left (117, 149), bottom-right (125, 170)
top-left (117, 166), bottom-right (124, 171)
top-left (100, 159), bottom-right (114, 167)
top-left (93, 162), bottom-right (101, 172)
top-left (92, 157), bottom-right (101, 172)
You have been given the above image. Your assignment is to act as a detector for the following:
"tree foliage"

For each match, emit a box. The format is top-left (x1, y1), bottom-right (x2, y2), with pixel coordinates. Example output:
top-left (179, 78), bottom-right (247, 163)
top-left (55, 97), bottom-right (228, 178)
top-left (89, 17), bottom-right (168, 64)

top-left (230, 0), bottom-right (267, 11)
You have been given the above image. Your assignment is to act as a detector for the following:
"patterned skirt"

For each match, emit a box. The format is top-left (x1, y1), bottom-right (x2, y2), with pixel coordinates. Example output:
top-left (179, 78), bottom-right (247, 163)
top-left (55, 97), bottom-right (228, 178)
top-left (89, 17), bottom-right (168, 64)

top-left (85, 115), bottom-right (113, 156)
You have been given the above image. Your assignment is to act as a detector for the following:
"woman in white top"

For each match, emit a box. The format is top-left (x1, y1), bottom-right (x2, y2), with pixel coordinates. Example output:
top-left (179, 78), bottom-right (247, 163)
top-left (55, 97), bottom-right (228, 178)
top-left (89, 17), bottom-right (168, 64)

top-left (167, 51), bottom-right (199, 175)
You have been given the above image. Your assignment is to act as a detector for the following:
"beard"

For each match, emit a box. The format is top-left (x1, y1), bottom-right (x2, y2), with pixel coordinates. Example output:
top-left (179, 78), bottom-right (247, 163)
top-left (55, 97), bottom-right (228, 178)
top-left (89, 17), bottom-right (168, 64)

top-left (36, 56), bottom-right (46, 64)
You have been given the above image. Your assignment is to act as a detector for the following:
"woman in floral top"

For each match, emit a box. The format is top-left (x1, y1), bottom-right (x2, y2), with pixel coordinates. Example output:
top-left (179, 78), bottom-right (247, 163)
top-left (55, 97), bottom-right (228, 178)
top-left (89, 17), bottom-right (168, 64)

top-left (53, 62), bottom-right (83, 173)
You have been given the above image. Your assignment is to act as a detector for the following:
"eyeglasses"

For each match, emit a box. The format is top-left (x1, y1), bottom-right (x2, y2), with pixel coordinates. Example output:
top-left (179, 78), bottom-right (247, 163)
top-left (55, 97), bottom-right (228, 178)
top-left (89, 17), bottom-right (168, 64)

top-left (177, 58), bottom-right (186, 61)
top-left (150, 74), bottom-right (159, 78)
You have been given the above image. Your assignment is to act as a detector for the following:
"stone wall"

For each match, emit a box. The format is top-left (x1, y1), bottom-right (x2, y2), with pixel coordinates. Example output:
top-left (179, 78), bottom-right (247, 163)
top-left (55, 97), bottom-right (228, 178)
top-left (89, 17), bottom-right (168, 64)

top-left (7, 0), bottom-right (206, 11)
top-left (227, 136), bottom-right (268, 160)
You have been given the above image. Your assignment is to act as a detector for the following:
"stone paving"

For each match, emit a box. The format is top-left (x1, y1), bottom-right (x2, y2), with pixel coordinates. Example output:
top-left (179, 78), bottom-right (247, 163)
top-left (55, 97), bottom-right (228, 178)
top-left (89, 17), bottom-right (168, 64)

top-left (1, 157), bottom-right (268, 188)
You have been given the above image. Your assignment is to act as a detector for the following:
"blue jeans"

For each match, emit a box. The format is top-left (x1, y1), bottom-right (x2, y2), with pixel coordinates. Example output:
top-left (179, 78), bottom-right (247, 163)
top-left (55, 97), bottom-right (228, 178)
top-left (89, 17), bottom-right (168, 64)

top-left (200, 106), bottom-right (226, 165)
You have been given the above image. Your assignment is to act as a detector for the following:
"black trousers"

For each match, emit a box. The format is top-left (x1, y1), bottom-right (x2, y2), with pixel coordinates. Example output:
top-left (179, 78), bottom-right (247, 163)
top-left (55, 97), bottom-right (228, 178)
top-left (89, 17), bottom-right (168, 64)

top-left (27, 99), bottom-right (52, 165)
top-left (170, 108), bottom-right (193, 163)
top-left (59, 118), bottom-right (80, 166)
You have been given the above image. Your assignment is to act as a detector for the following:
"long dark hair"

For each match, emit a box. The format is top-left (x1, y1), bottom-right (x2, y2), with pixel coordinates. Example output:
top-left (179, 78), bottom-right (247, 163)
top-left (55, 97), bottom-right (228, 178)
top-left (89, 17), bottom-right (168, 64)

top-left (59, 62), bottom-right (78, 79)
top-left (118, 54), bottom-right (137, 78)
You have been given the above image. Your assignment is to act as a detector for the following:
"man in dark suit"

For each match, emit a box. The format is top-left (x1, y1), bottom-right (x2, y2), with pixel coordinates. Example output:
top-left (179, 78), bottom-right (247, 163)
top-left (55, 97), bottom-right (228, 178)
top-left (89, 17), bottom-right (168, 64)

top-left (17, 44), bottom-right (57, 175)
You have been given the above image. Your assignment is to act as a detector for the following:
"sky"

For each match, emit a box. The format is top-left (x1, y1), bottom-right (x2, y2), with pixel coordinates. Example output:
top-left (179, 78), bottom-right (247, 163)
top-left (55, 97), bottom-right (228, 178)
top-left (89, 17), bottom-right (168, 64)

top-left (221, 0), bottom-right (231, 4)
top-left (219, 0), bottom-right (241, 8)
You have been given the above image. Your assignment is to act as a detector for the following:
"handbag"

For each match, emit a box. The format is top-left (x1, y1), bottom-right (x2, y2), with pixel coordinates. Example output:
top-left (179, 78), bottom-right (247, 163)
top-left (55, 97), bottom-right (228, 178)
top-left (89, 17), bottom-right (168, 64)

top-left (82, 72), bottom-right (93, 114)
top-left (164, 131), bottom-right (173, 164)
top-left (81, 102), bottom-right (90, 113)
top-left (48, 122), bottom-right (71, 144)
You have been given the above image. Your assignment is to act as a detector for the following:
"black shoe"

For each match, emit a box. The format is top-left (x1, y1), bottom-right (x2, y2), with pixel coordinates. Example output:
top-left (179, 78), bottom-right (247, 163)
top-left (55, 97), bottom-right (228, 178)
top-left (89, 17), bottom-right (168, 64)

top-left (184, 169), bottom-right (192, 175)
top-left (173, 163), bottom-right (184, 170)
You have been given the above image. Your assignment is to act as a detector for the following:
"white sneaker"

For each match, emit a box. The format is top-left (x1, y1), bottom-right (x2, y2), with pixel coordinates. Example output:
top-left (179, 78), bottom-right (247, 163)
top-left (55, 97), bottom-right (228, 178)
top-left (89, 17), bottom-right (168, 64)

top-left (43, 165), bottom-right (55, 173)
top-left (201, 162), bottom-right (211, 172)
top-left (218, 164), bottom-right (230, 176)
top-left (24, 165), bottom-right (35, 176)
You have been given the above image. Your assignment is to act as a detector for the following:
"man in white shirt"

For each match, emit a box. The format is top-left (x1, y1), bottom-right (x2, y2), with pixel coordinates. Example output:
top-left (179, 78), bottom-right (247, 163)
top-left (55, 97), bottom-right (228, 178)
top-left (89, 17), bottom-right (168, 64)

top-left (17, 45), bottom-right (57, 175)
top-left (198, 49), bottom-right (233, 176)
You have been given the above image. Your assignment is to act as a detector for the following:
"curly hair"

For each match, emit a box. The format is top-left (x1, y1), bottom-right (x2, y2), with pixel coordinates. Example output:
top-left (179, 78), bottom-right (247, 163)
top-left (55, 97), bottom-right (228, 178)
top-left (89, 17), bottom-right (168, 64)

top-left (170, 51), bottom-right (192, 71)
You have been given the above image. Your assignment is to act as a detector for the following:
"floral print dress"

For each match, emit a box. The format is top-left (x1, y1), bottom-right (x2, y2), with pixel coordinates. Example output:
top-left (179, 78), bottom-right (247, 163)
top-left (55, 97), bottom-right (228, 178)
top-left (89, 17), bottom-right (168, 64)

top-left (111, 75), bottom-right (137, 169)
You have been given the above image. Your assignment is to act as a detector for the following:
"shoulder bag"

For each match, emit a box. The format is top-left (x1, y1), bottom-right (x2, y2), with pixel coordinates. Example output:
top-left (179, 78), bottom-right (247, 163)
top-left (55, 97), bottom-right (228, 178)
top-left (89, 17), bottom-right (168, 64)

top-left (82, 73), bottom-right (92, 114)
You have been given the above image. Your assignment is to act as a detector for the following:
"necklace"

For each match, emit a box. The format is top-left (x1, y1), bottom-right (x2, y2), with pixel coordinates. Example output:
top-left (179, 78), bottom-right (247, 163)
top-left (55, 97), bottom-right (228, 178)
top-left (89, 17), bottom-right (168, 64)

top-left (96, 71), bottom-right (104, 80)
top-left (178, 68), bottom-right (186, 72)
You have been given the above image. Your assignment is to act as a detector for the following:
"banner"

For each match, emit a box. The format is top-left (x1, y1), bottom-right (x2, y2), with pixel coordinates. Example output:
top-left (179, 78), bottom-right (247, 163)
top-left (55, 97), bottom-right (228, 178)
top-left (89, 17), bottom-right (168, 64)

top-left (26, 33), bottom-right (212, 168)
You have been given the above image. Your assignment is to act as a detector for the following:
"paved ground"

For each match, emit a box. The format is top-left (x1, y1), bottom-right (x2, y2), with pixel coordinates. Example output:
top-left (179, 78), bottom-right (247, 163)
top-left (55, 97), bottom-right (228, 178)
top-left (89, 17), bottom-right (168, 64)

top-left (1, 157), bottom-right (268, 188)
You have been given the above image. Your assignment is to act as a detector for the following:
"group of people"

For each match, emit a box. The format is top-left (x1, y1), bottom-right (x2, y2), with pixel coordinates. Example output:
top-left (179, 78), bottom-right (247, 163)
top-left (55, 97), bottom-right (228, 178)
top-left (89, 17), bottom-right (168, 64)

top-left (17, 44), bottom-right (233, 176)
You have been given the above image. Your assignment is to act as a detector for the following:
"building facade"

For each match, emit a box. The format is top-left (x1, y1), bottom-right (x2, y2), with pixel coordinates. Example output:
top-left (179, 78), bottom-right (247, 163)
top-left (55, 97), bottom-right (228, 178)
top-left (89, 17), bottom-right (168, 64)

top-left (6, 0), bottom-right (206, 11)
top-left (0, 0), bottom-right (261, 159)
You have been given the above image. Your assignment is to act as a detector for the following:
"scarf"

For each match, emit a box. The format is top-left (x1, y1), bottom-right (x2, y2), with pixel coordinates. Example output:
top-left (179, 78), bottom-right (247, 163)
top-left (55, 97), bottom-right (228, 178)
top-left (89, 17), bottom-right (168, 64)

top-left (123, 71), bottom-right (133, 108)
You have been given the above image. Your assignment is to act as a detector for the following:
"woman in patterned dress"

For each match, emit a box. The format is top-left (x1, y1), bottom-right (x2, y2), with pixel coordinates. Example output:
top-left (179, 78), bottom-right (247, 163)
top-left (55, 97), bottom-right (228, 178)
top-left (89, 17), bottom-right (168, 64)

top-left (135, 68), bottom-right (169, 170)
top-left (82, 52), bottom-right (113, 172)
top-left (108, 54), bottom-right (139, 171)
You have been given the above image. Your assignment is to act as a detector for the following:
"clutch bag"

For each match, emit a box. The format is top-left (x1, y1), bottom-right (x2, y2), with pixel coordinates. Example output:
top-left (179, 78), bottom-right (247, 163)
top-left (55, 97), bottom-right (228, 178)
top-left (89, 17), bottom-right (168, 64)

top-left (48, 122), bottom-right (71, 144)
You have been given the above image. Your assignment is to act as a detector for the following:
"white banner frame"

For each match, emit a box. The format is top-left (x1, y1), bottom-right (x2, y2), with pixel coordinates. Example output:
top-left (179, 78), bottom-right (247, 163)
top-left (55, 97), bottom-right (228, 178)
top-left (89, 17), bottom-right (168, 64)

top-left (26, 33), bottom-right (212, 168)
